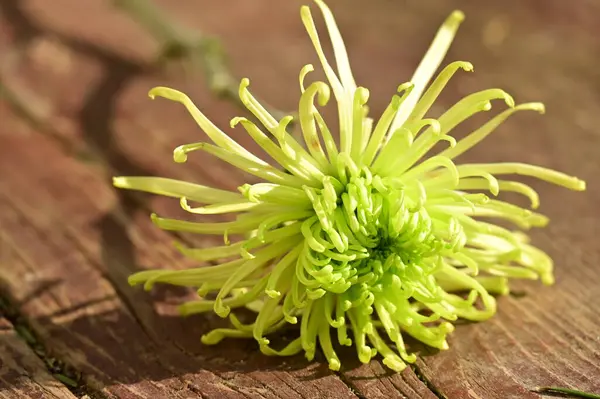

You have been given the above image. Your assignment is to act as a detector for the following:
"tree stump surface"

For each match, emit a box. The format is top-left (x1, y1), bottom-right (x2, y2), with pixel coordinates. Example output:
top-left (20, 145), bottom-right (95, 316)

top-left (0, 0), bottom-right (599, 398)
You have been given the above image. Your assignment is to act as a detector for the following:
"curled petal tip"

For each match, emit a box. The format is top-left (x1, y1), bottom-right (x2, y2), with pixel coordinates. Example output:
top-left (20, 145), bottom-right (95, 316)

top-left (148, 87), bottom-right (162, 100)
top-left (449, 10), bottom-right (465, 24)
top-left (148, 86), bottom-right (185, 101)
top-left (282, 115), bottom-right (295, 124)
top-left (342, 300), bottom-right (352, 311)
top-left (403, 353), bottom-right (417, 363)
top-left (299, 64), bottom-right (315, 91)
top-left (201, 332), bottom-right (224, 345)
top-left (541, 273), bottom-right (555, 286)
top-left (230, 116), bottom-right (246, 128)
top-left (383, 357), bottom-right (406, 372)
top-left (358, 346), bottom-right (373, 363)
top-left (149, 213), bottom-right (160, 224)
top-left (528, 102), bottom-right (546, 114)
top-left (504, 93), bottom-right (516, 108)
top-left (173, 145), bottom-right (190, 163)
top-left (127, 274), bottom-right (142, 287)
top-left (307, 288), bottom-right (326, 299)
top-left (462, 61), bottom-right (474, 72)
top-left (302, 63), bottom-right (315, 73)
top-left (443, 322), bottom-right (455, 333)
top-left (179, 197), bottom-right (191, 211)
top-left (331, 317), bottom-right (345, 328)
top-left (357, 86), bottom-right (370, 102)
top-left (430, 119), bottom-right (442, 134)
top-left (266, 289), bottom-right (281, 299)
top-left (328, 358), bottom-right (341, 371)
top-left (214, 303), bottom-right (231, 318)
top-left (397, 81), bottom-right (415, 93)
top-left (238, 183), bottom-right (251, 196)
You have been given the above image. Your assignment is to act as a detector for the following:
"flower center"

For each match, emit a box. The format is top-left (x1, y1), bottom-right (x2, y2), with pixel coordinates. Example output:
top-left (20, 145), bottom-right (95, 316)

top-left (299, 153), bottom-right (448, 312)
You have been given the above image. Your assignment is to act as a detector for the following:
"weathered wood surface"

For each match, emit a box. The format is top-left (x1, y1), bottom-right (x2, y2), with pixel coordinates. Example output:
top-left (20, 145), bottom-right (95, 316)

top-left (0, 316), bottom-right (78, 399)
top-left (0, 0), bottom-right (599, 398)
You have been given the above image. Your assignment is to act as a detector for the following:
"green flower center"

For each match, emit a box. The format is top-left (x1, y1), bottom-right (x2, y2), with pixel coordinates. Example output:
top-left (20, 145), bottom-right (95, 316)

top-left (298, 153), bottom-right (453, 314)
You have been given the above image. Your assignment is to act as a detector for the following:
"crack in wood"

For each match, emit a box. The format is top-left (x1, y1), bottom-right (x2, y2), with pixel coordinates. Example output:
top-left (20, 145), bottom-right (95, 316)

top-left (410, 364), bottom-right (446, 399)
top-left (334, 371), bottom-right (368, 399)
top-left (0, 291), bottom-right (108, 399)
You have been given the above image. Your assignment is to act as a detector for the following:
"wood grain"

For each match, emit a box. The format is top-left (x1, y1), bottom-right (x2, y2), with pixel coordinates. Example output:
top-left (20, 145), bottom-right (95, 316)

top-left (1, 0), bottom-right (599, 398)
top-left (0, 318), bottom-right (78, 399)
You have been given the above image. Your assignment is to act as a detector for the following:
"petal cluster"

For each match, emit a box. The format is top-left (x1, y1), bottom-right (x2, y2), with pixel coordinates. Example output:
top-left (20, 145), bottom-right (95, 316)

top-left (114, 1), bottom-right (585, 371)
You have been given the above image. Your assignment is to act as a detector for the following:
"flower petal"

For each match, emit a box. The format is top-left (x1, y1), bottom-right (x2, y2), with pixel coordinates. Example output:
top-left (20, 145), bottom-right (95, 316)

top-left (149, 87), bottom-right (263, 164)
top-left (113, 176), bottom-right (243, 203)
top-left (388, 10), bottom-right (465, 138)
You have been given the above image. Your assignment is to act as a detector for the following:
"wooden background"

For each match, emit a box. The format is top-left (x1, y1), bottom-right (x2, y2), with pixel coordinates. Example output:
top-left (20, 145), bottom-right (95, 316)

top-left (1, 0), bottom-right (599, 398)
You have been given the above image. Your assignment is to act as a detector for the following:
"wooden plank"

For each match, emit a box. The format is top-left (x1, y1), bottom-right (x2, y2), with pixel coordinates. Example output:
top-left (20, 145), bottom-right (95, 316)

top-left (406, 1), bottom-right (600, 398)
top-left (0, 2), bottom-right (363, 397)
top-left (1, 0), bottom-right (600, 398)
top-left (0, 126), bottom-right (360, 398)
top-left (1, 1), bottom-right (433, 397)
top-left (0, 317), bottom-right (78, 399)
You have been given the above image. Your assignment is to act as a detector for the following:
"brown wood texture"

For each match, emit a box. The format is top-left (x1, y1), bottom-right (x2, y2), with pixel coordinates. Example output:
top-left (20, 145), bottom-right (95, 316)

top-left (0, 0), bottom-right (599, 398)
top-left (0, 317), bottom-right (78, 399)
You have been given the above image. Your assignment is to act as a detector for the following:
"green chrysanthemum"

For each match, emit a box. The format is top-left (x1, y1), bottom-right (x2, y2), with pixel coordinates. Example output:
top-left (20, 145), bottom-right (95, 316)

top-left (114, 1), bottom-right (585, 371)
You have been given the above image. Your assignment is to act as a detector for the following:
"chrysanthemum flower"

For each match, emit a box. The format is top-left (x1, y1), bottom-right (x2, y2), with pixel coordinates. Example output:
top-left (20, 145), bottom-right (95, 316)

top-left (114, 1), bottom-right (585, 371)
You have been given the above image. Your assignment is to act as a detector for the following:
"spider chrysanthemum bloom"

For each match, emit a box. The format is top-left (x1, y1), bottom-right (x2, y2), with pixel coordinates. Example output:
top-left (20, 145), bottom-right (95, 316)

top-left (114, 1), bottom-right (585, 371)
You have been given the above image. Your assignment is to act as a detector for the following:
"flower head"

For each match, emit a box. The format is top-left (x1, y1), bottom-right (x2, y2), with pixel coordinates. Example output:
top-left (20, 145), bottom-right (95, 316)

top-left (114, 1), bottom-right (585, 371)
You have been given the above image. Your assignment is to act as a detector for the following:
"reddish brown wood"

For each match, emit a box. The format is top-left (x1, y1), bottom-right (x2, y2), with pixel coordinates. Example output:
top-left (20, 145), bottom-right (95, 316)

top-left (0, 318), bottom-right (78, 399)
top-left (0, 127), bottom-right (362, 398)
top-left (1, 0), bottom-right (600, 398)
